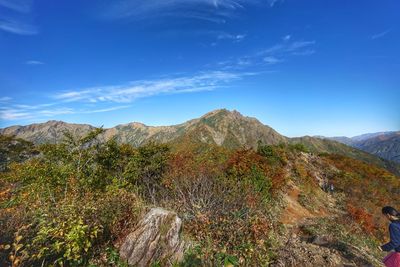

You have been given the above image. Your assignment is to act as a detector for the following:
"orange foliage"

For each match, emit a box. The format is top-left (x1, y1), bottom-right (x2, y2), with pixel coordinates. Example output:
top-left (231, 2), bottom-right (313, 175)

top-left (271, 167), bottom-right (287, 193)
top-left (250, 216), bottom-right (270, 242)
top-left (226, 149), bottom-right (266, 174)
top-left (346, 204), bottom-right (376, 234)
top-left (321, 154), bottom-right (400, 239)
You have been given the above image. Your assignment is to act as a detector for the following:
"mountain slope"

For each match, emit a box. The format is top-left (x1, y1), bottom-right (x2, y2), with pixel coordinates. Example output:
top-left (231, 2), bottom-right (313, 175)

top-left (324, 131), bottom-right (400, 163)
top-left (0, 135), bottom-right (39, 171)
top-left (353, 132), bottom-right (400, 163)
top-left (290, 136), bottom-right (400, 176)
top-left (0, 120), bottom-right (95, 144)
top-left (169, 109), bottom-right (287, 149)
top-left (1, 131), bottom-right (399, 266)
top-left (324, 136), bottom-right (353, 146)
top-left (0, 109), bottom-right (288, 148)
top-left (1, 109), bottom-right (399, 175)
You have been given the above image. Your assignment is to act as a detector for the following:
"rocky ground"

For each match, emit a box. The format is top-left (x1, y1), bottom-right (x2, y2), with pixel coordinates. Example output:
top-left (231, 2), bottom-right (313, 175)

top-left (272, 223), bottom-right (382, 267)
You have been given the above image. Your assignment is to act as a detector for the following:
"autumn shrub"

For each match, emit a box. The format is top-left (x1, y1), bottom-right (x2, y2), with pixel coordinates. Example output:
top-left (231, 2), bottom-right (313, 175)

top-left (96, 188), bottom-right (144, 243)
top-left (163, 166), bottom-right (249, 234)
top-left (28, 189), bottom-right (142, 266)
top-left (321, 154), bottom-right (400, 239)
top-left (0, 129), bottom-right (147, 266)
top-left (163, 148), bottom-right (275, 219)
top-left (161, 148), bottom-right (279, 265)
top-left (184, 211), bottom-right (274, 266)
top-left (0, 188), bottom-right (143, 266)
top-left (0, 198), bottom-right (102, 266)
top-left (346, 204), bottom-right (376, 234)
top-left (124, 142), bottom-right (170, 203)
top-left (2, 128), bottom-right (400, 266)
top-left (225, 149), bottom-right (273, 200)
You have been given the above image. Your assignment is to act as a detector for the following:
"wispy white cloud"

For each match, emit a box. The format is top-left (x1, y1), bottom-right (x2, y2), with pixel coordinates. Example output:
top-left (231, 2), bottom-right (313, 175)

top-left (0, 103), bottom-right (62, 120)
top-left (0, 18), bottom-right (37, 35)
top-left (216, 38), bottom-right (316, 70)
top-left (217, 32), bottom-right (246, 42)
top-left (208, 31), bottom-right (246, 46)
top-left (283, 34), bottom-right (291, 41)
top-left (25, 60), bottom-right (44, 65)
top-left (55, 89), bottom-right (100, 102)
top-left (0, 0), bottom-right (32, 13)
top-left (267, 0), bottom-right (284, 7)
top-left (0, 70), bottom-right (249, 123)
top-left (195, 30), bottom-right (247, 46)
top-left (13, 103), bottom-right (57, 110)
top-left (0, 109), bottom-right (33, 120)
top-left (37, 108), bottom-right (75, 117)
top-left (82, 106), bottom-right (131, 114)
top-left (263, 56), bottom-right (283, 65)
top-left (288, 41), bottom-right (315, 51)
top-left (0, 96), bottom-right (12, 102)
top-left (0, 103), bottom-right (131, 121)
top-left (102, 0), bottom-right (275, 22)
top-left (55, 71), bottom-right (244, 103)
top-left (0, 0), bottom-right (37, 35)
top-left (292, 49), bottom-right (315, 56)
top-left (371, 29), bottom-right (390, 40)
top-left (261, 40), bottom-right (316, 55)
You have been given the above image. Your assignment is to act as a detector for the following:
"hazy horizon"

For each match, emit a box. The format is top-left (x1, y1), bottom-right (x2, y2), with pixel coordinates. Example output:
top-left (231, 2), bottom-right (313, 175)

top-left (1, 0), bottom-right (399, 137)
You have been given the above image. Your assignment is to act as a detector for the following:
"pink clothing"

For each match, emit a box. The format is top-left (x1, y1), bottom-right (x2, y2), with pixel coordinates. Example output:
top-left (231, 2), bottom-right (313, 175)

top-left (384, 252), bottom-right (400, 267)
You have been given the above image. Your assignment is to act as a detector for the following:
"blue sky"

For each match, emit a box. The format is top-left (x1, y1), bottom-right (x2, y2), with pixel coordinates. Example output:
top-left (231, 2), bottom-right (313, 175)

top-left (0, 0), bottom-right (399, 137)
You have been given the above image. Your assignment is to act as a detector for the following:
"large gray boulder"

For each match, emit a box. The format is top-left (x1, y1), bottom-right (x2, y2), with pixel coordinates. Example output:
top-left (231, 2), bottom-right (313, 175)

top-left (119, 207), bottom-right (186, 266)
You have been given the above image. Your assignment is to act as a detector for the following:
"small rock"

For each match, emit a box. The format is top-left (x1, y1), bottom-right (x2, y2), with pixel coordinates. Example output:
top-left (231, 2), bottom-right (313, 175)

top-left (310, 235), bottom-right (330, 246)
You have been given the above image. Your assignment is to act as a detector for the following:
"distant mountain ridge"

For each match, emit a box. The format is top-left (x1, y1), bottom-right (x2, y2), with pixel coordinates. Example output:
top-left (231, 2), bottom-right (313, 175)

top-left (1, 109), bottom-right (399, 175)
top-left (322, 131), bottom-right (400, 163)
top-left (0, 120), bottom-right (95, 144)
top-left (0, 109), bottom-right (287, 148)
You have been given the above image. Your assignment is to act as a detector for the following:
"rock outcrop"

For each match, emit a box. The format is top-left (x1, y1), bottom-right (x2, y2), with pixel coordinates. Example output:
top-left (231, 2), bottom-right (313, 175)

top-left (119, 208), bottom-right (186, 267)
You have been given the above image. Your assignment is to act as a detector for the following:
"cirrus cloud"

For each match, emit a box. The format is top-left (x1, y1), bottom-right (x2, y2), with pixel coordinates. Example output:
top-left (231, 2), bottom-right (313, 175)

top-left (0, 0), bottom-right (37, 35)
top-left (54, 71), bottom-right (246, 103)
top-left (101, 0), bottom-right (281, 23)
top-left (0, 70), bottom-right (251, 124)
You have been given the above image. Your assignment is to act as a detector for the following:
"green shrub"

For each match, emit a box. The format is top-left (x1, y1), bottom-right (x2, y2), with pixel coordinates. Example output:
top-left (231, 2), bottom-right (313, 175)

top-left (124, 142), bottom-right (170, 202)
top-left (289, 143), bottom-right (309, 153)
top-left (256, 142), bottom-right (286, 166)
top-left (28, 203), bottom-right (102, 266)
top-left (247, 166), bottom-right (272, 205)
top-left (103, 247), bottom-right (129, 267)
top-left (179, 245), bottom-right (203, 267)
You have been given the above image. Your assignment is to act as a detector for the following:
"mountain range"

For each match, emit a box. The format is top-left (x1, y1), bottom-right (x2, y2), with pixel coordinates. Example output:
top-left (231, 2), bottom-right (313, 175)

top-left (1, 109), bottom-right (399, 175)
top-left (322, 131), bottom-right (400, 163)
top-left (0, 109), bottom-right (285, 147)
